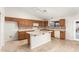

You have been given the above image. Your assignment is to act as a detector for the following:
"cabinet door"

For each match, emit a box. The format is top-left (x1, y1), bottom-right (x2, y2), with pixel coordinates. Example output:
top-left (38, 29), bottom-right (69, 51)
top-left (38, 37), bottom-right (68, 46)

top-left (59, 19), bottom-right (65, 28)
top-left (26, 32), bottom-right (30, 45)
top-left (18, 20), bottom-right (33, 27)
top-left (26, 20), bottom-right (32, 26)
top-left (39, 21), bottom-right (43, 27)
top-left (18, 20), bottom-right (24, 26)
top-left (18, 31), bottom-right (26, 40)
top-left (44, 21), bottom-right (48, 27)
top-left (51, 30), bottom-right (54, 37)
top-left (55, 31), bottom-right (60, 39)
top-left (60, 31), bottom-right (65, 40)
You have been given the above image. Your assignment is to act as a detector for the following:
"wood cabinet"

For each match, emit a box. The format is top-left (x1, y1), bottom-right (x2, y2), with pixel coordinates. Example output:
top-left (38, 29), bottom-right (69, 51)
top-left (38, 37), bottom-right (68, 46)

top-left (60, 31), bottom-right (65, 40)
top-left (26, 32), bottom-right (30, 45)
top-left (18, 31), bottom-right (30, 45)
top-left (18, 31), bottom-right (27, 40)
top-left (33, 20), bottom-right (48, 27)
top-left (40, 21), bottom-right (48, 27)
top-left (51, 30), bottom-right (54, 37)
top-left (5, 17), bottom-right (48, 27)
top-left (59, 19), bottom-right (65, 40)
top-left (5, 17), bottom-right (17, 22)
top-left (18, 20), bottom-right (33, 27)
top-left (18, 20), bottom-right (48, 27)
top-left (39, 21), bottom-right (42, 27)
top-left (44, 21), bottom-right (48, 27)
top-left (59, 19), bottom-right (65, 28)
top-left (18, 31), bottom-right (30, 40)
top-left (33, 20), bottom-right (41, 27)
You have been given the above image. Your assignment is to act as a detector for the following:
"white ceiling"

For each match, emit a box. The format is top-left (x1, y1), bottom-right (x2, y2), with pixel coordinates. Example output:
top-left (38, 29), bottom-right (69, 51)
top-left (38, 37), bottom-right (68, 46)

top-left (5, 7), bottom-right (79, 19)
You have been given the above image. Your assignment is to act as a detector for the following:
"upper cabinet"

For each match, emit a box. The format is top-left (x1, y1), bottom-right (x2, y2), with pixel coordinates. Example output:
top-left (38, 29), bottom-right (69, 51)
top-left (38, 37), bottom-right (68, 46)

top-left (5, 17), bottom-right (48, 27)
top-left (33, 20), bottom-right (48, 27)
top-left (5, 17), bottom-right (17, 22)
top-left (17, 19), bottom-right (33, 27)
top-left (59, 19), bottom-right (65, 28)
top-left (44, 21), bottom-right (48, 27)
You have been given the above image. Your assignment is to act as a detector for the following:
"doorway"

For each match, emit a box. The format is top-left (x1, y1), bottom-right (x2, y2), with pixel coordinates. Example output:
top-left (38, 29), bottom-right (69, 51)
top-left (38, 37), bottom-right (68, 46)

top-left (76, 21), bottom-right (79, 39)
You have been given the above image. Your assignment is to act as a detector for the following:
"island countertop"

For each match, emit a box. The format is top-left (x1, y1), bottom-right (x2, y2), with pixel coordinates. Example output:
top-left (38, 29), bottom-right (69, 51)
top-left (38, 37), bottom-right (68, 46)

top-left (26, 30), bottom-right (52, 36)
top-left (48, 28), bottom-right (65, 31)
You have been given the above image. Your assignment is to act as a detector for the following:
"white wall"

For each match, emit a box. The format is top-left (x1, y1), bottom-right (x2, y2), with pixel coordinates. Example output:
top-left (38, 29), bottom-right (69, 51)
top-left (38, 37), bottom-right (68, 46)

top-left (0, 8), bottom-right (5, 49)
top-left (4, 21), bottom-right (18, 42)
top-left (65, 17), bottom-right (75, 40)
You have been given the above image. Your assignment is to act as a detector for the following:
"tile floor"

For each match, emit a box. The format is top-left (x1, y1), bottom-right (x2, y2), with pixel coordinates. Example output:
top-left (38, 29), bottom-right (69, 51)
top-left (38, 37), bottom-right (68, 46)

top-left (1, 38), bottom-right (79, 52)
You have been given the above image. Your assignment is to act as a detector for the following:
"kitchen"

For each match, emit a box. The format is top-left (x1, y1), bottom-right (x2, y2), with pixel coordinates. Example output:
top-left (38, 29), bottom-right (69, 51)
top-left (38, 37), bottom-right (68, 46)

top-left (0, 1), bottom-right (79, 59)
top-left (5, 16), bottom-right (65, 49)
top-left (3, 7), bottom-right (79, 52)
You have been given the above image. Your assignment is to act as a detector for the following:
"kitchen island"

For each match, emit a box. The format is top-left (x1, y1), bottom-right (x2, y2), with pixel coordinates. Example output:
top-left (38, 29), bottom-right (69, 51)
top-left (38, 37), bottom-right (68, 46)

top-left (26, 30), bottom-right (52, 49)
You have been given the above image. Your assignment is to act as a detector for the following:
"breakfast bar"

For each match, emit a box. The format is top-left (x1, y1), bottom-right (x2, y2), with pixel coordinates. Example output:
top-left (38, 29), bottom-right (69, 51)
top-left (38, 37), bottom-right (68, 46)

top-left (26, 30), bottom-right (52, 49)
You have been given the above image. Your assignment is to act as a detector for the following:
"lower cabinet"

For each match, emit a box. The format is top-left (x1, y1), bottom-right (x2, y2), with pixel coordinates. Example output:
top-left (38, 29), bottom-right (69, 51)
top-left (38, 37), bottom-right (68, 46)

top-left (54, 31), bottom-right (60, 39)
top-left (51, 30), bottom-right (54, 37)
top-left (51, 30), bottom-right (65, 40)
top-left (18, 31), bottom-right (30, 45)
top-left (18, 31), bottom-right (26, 40)
top-left (18, 31), bottom-right (30, 40)
top-left (60, 31), bottom-right (65, 40)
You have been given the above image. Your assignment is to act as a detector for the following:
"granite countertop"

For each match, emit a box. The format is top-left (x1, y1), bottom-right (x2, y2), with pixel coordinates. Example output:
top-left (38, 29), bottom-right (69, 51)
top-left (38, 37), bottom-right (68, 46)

top-left (18, 27), bottom-right (65, 32)
top-left (18, 29), bottom-right (35, 32)
top-left (40, 28), bottom-right (65, 31)
top-left (48, 28), bottom-right (65, 31)
top-left (26, 30), bottom-right (52, 36)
